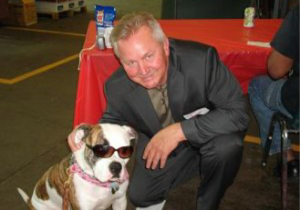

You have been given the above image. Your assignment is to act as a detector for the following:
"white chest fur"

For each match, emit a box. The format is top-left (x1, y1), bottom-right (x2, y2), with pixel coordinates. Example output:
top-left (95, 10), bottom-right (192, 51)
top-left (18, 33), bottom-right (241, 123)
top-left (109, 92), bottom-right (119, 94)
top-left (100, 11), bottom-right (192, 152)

top-left (73, 173), bottom-right (129, 210)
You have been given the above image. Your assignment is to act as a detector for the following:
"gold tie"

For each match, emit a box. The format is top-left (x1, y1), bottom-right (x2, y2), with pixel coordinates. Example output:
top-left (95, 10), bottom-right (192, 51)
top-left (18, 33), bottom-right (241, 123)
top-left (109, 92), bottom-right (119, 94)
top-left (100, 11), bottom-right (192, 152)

top-left (148, 84), bottom-right (173, 127)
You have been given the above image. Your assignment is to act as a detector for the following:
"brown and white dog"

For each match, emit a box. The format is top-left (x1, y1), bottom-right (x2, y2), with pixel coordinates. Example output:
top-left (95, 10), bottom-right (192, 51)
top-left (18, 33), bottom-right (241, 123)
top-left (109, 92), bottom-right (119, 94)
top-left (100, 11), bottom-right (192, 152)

top-left (17, 123), bottom-right (136, 210)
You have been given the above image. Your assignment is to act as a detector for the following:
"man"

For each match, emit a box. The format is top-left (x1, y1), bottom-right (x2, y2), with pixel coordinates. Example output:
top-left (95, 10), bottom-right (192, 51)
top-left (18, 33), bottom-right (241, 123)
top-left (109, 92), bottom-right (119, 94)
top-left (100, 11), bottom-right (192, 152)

top-left (69, 12), bottom-right (248, 210)
top-left (248, 5), bottom-right (299, 178)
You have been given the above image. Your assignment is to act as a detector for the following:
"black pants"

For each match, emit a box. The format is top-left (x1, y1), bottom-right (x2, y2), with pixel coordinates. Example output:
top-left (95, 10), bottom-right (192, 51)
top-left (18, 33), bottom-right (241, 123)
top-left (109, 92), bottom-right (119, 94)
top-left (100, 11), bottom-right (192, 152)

top-left (128, 131), bottom-right (245, 210)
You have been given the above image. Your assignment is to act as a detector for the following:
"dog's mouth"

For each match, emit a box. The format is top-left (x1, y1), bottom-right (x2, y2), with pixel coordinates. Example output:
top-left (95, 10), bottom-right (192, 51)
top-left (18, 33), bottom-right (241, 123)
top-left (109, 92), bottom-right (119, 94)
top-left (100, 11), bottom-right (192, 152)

top-left (112, 174), bottom-right (120, 178)
top-left (109, 176), bottom-right (122, 183)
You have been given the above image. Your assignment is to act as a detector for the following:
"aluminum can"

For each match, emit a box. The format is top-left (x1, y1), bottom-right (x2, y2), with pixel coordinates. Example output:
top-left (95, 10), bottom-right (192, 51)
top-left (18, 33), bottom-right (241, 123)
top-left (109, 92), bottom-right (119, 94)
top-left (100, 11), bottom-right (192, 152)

top-left (97, 35), bottom-right (105, 50)
top-left (243, 7), bottom-right (255, 27)
top-left (104, 27), bottom-right (113, 49)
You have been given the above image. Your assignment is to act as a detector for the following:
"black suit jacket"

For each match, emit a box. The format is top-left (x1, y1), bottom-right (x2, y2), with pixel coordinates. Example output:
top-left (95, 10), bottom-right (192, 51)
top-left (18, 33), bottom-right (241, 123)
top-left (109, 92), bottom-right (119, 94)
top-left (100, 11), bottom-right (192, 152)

top-left (100, 39), bottom-right (248, 148)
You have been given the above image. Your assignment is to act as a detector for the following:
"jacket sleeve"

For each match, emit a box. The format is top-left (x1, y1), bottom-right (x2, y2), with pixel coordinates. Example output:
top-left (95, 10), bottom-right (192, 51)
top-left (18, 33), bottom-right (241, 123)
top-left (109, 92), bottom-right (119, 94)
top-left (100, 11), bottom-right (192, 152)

top-left (99, 83), bottom-right (129, 126)
top-left (180, 47), bottom-right (249, 146)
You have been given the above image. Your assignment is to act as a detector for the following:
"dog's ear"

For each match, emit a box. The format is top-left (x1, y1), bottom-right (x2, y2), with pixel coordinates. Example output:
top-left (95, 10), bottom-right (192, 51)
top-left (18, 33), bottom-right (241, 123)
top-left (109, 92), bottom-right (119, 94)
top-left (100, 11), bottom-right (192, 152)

top-left (74, 124), bottom-right (92, 144)
top-left (122, 125), bottom-right (137, 144)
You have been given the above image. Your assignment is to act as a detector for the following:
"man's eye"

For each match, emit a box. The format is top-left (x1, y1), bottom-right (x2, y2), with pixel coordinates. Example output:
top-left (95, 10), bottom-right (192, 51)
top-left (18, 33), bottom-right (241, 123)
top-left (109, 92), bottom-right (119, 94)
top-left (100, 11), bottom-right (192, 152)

top-left (146, 54), bottom-right (153, 60)
top-left (127, 61), bottom-right (135, 67)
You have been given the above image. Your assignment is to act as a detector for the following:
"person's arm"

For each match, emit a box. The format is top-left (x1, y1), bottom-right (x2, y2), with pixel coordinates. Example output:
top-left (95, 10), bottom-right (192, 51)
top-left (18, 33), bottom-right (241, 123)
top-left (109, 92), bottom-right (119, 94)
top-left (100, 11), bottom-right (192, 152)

top-left (181, 47), bottom-right (249, 147)
top-left (268, 5), bottom-right (298, 79)
top-left (100, 101), bottom-right (128, 125)
top-left (268, 48), bottom-right (294, 79)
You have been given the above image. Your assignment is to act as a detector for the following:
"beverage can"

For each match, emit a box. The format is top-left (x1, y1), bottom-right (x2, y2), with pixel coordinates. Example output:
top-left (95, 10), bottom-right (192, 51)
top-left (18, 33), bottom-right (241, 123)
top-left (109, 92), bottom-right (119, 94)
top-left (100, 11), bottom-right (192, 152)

top-left (97, 35), bottom-right (105, 50)
top-left (104, 27), bottom-right (114, 48)
top-left (243, 7), bottom-right (255, 28)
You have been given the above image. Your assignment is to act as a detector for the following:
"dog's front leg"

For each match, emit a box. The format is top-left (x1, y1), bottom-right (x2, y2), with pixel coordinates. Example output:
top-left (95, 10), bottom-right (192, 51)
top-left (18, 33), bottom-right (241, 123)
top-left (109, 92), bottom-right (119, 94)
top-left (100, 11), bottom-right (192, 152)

top-left (112, 195), bottom-right (127, 210)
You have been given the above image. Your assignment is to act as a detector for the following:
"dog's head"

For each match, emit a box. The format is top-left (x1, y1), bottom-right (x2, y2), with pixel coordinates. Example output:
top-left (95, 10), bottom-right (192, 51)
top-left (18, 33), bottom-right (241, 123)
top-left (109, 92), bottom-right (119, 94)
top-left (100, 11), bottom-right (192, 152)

top-left (73, 123), bottom-right (136, 183)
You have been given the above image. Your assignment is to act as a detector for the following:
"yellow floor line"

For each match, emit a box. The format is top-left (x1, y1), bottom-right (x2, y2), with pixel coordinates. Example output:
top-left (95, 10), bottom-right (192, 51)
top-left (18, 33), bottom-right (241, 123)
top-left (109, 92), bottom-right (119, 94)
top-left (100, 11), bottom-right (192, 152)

top-left (0, 54), bottom-right (79, 85)
top-left (245, 135), bottom-right (299, 152)
top-left (5, 27), bottom-right (85, 37)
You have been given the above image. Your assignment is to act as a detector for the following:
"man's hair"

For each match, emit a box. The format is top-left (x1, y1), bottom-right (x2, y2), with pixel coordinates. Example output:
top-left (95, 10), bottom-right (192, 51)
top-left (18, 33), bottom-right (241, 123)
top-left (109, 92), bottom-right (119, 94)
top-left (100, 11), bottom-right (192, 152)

top-left (110, 12), bottom-right (166, 58)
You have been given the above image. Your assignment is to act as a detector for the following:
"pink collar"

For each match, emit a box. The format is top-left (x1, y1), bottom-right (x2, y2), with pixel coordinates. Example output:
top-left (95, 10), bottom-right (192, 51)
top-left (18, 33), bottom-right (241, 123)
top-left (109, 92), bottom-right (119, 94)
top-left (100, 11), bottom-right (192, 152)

top-left (69, 161), bottom-right (129, 190)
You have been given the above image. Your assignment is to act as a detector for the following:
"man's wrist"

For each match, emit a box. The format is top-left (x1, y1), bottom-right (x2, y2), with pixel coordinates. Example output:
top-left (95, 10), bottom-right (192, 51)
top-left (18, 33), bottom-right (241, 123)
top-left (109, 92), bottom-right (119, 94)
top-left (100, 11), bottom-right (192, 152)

top-left (172, 123), bottom-right (187, 143)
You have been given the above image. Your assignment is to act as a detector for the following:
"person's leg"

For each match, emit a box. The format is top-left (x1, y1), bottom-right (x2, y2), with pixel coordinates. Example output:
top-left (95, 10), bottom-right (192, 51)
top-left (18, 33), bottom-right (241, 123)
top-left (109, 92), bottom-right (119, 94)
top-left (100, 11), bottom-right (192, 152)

top-left (196, 131), bottom-right (244, 210)
top-left (130, 131), bottom-right (244, 210)
top-left (128, 134), bottom-right (200, 208)
top-left (248, 75), bottom-right (292, 155)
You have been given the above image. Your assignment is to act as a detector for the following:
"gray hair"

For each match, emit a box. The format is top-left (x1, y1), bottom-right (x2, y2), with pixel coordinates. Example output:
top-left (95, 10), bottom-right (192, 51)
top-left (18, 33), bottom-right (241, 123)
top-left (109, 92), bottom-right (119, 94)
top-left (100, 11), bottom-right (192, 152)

top-left (110, 12), bottom-right (166, 58)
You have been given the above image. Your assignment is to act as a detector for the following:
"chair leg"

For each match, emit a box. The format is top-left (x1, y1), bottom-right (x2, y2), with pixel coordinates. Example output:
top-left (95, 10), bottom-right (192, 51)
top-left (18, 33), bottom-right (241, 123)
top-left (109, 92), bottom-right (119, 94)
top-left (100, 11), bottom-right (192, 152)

top-left (279, 118), bottom-right (288, 210)
top-left (262, 112), bottom-right (298, 210)
top-left (262, 114), bottom-right (277, 167)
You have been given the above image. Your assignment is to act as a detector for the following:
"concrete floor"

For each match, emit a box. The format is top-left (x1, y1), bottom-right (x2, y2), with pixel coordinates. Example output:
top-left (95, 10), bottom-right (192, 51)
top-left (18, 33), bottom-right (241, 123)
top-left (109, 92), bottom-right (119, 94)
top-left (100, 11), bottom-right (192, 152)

top-left (0, 1), bottom-right (299, 210)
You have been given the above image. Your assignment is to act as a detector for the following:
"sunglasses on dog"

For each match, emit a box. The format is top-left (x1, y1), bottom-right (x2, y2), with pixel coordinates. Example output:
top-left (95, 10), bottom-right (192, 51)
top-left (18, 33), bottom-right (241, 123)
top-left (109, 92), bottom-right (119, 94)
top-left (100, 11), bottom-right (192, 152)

top-left (86, 144), bottom-right (134, 159)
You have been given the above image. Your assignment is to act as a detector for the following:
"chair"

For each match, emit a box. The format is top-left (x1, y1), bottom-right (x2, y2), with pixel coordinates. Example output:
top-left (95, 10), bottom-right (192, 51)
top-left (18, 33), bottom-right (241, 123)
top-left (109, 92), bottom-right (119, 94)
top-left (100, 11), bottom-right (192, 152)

top-left (161, 0), bottom-right (253, 19)
top-left (261, 112), bottom-right (299, 210)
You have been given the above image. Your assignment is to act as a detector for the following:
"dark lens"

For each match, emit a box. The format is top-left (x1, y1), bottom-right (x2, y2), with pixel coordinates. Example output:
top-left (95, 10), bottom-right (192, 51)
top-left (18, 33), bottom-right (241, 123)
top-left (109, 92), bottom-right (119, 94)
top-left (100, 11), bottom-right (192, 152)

top-left (103, 147), bottom-right (115, 158)
top-left (118, 146), bottom-right (133, 158)
top-left (93, 145), bottom-right (112, 158)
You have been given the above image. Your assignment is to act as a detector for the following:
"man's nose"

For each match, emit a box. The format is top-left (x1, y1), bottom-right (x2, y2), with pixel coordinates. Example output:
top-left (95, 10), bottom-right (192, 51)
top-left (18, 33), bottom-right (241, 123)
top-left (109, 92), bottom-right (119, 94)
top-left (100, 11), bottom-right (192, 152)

top-left (138, 61), bottom-right (149, 76)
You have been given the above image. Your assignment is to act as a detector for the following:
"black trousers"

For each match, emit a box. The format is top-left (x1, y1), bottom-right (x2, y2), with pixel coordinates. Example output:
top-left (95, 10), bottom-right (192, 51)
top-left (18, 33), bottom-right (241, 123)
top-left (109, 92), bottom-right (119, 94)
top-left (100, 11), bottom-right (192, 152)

top-left (128, 131), bottom-right (245, 210)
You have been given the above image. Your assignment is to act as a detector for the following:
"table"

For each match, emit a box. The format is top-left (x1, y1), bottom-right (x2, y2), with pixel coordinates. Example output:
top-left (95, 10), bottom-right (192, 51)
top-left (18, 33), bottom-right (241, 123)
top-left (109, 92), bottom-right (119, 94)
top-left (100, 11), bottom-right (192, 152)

top-left (74, 19), bottom-right (282, 126)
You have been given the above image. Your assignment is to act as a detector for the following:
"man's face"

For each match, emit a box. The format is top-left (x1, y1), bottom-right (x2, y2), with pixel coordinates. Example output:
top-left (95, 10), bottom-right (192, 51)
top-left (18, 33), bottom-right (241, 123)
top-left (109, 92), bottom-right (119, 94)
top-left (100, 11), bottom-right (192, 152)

top-left (118, 26), bottom-right (170, 89)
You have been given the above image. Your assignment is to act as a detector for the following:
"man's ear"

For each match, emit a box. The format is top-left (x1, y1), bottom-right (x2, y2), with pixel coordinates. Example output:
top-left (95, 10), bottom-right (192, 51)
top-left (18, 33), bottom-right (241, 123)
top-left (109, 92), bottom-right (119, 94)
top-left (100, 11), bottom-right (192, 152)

top-left (163, 36), bottom-right (170, 57)
top-left (75, 124), bottom-right (92, 144)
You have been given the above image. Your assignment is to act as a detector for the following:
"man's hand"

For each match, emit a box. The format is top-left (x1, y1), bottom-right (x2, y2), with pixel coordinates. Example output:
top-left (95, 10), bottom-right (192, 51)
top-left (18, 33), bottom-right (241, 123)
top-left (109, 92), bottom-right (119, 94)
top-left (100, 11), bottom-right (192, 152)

top-left (143, 123), bottom-right (186, 169)
top-left (67, 123), bottom-right (85, 152)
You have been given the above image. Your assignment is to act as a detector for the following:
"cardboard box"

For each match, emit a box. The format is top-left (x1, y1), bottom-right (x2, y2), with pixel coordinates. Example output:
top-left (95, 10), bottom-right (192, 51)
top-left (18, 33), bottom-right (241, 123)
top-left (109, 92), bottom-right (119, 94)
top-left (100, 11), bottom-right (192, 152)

top-left (7, 0), bottom-right (37, 26)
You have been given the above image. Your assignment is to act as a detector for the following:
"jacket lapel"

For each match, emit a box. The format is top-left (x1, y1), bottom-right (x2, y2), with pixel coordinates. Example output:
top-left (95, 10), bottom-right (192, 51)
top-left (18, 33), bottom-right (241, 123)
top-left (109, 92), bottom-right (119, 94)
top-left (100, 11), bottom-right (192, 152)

top-left (167, 46), bottom-right (185, 122)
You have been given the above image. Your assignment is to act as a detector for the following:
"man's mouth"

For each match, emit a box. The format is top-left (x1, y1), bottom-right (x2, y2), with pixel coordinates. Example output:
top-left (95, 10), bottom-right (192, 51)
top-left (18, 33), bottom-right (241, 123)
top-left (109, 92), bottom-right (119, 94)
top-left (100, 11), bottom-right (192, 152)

top-left (139, 71), bottom-right (154, 79)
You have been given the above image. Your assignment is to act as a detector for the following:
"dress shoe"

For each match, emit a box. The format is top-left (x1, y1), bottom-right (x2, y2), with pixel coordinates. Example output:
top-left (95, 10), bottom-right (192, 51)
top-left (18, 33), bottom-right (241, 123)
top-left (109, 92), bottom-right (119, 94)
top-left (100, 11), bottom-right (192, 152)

top-left (273, 159), bottom-right (299, 179)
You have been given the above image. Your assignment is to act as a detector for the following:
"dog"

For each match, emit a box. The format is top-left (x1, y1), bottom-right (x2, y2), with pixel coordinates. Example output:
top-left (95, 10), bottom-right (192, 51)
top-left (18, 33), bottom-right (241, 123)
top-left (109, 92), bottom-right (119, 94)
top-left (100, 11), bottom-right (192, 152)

top-left (17, 123), bottom-right (136, 210)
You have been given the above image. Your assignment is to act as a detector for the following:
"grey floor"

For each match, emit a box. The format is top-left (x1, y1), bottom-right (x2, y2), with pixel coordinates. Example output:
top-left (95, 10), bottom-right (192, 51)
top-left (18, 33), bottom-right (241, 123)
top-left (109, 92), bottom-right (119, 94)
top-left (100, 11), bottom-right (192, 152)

top-left (0, 1), bottom-right (299, 210)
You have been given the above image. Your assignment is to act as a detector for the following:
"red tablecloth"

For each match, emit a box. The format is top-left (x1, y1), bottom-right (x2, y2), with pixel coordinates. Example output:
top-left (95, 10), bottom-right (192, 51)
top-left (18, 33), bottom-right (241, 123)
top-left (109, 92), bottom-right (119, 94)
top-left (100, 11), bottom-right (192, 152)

top-left (74, 19), bottom-right (281, 126)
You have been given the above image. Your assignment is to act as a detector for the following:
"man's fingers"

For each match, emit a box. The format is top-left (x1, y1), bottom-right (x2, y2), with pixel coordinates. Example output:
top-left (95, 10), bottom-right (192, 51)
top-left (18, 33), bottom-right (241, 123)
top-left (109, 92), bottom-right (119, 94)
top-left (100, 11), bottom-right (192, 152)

top-left (160, 155), bottom-right (167, 169)
top-left (151, 155), bottom-right (161, 170)
top-left (145, 151), bottom-right (155, 169)
top-left (143, 145), bottom-right (150, 160)
top-left (143, 144), bottom-right (157, 169)
top-left (144, 146), bottom-right (164, 169)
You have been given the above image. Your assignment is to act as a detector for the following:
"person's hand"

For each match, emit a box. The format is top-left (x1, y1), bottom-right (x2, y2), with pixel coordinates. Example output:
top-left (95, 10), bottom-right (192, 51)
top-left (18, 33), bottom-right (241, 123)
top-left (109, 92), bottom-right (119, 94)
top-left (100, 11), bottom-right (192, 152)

top-left (67, 123), bottom-right (85, 152)
top-left (143, 123), bottom-right (186, 169)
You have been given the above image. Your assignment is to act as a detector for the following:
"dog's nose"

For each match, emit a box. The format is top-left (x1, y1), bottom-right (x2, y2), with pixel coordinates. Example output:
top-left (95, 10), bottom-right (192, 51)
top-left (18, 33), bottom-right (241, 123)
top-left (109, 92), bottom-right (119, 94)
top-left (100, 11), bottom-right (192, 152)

top-left (109, 162), bottom-right (122, 177)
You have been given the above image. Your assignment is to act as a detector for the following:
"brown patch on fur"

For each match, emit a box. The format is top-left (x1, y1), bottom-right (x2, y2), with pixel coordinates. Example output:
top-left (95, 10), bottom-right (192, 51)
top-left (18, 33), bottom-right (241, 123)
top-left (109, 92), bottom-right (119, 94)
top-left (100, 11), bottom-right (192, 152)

top-left (84, 125), bottom-right (105, 146)
top-left (34, 155), bottom-right (80, 209)
top-left (83, 125), bottom-right (106, 165)
top-left (35, 170), bottom-right (51, 200)
top-left (68, 176), bottom-right (80, 210)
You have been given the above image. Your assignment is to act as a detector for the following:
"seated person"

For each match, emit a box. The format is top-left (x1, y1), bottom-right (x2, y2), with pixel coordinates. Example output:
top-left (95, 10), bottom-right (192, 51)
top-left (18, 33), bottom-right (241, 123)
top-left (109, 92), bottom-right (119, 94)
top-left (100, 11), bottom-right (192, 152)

top-left (69, 12), bottom-right (249, 210)
top-left (248, 5), bottom-right (299, 179)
